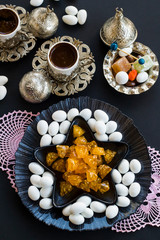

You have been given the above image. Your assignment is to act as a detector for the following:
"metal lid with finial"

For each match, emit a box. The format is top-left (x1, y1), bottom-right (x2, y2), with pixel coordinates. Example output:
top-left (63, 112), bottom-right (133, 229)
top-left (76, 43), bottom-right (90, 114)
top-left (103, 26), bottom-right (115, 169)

top-left (100, 8), bottom-right (138, 48)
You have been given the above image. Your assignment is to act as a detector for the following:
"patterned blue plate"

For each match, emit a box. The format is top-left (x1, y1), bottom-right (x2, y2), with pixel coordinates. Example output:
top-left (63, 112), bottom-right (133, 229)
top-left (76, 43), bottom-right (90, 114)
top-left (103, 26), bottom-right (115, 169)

top-left (15, 96), bottom-right (151, 231)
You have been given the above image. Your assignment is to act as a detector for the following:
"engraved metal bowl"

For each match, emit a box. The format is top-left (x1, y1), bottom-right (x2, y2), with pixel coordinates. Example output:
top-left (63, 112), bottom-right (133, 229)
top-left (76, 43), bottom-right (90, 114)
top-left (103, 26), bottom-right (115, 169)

top-left (103, 42), bottom-right (159, 95)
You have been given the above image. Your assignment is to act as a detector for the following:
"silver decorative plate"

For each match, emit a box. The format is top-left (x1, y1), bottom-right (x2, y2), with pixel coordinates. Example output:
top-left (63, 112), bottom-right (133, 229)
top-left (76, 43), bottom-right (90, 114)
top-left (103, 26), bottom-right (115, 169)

top-left (32, 36), bottom-right (96, 96)
top-left (0, 5), bottom-right (36, 62)
top-left (103, 42), bottom-right (159, 95)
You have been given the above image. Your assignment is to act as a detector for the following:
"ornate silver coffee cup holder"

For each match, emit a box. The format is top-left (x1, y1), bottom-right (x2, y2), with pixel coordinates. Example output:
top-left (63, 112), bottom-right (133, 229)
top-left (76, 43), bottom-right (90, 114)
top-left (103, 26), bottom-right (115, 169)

top-left (32, 36), bottom-right (96, 96)
top-left (0, 4), bottom-right (36, 62)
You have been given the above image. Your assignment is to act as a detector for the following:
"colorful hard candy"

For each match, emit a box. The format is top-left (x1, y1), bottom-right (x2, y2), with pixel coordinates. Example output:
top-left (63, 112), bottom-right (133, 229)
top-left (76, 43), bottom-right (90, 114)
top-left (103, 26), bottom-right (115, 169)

top-left (128, 69), bottom-right (137, 81)
top-left (112, 57), bottom-right (131, 74)
top-left (133, 55), bottom-right (153, 73)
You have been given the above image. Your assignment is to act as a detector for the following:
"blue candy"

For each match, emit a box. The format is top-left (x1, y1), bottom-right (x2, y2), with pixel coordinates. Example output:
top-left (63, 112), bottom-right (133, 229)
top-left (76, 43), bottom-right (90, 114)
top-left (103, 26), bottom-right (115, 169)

top-left (138, 58), bottom-right (145, 65)
top-left (110, 42), bottom-right (118, 51)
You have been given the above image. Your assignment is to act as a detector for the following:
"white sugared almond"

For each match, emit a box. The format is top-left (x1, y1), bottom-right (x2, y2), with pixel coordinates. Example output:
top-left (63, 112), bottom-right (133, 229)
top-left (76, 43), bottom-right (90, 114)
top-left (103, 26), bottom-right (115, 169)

top-left (76, 196), bottom-right (92, 207)
top-left (122, 171), bottom-right (135, 186)
top-left (37, 120), bottom-right (48, 135)
top-left (0, 86), bottom-right (7, 100)
top-left (0, 75), bottom-right (8, 86)
top-left (106, 121), bottom-right (117, 134)
top-left (90, 201), bottom-right (106, 213)
top-left (116, 196), bottom-right (130, 207)
top-left (48, 121), bottom-right (59, 136)
top-left (30, 175), bottom-right (42, 188)
top-left (69, 214), bottom-right (84, 225)
top-left (106, 205), bottom-right (119, 219)
top-left (52, 134), bottom-right (66, 145)
top-left (109, 132), bottom-right (122, 142)
top-left (40, 176), bottom-right (53, 188)
top-left (118, 159), bottom-right (130, 174)
top-left (59, 120), bottom-right (71, 134)
top-left (94, 133), bottom-right (108, 141)
top-left (28, 186), bottom-right (40, 201)
top-left (39, 198), bottom-right (53, 210)
top-left (52, 110), bottom-right (67, 122)
top-left (28, 162), bottom-right (44, 175)
top-left (65, 6), bottom-right (78, 15)
top-left (129, 182), bottom-right (141, 197)
top-left (77, 9), bottom-right (87, 25)
top-left (70, 202), bottom-right (86, 214)
top-left (95, 121), bottom-right (106, 134)
top-left (111, 169), bottom-right (122, 184)
top-left (80, 108), bottom-right (92, 121)
top-left (87, 118), bottom-right (96, 132)
top-left (62, 204), bottom-right (72, 217)
top-left (94, 110), bottom-right (109, 123)
top-left (40, 134), bottom-right (52, 147)
top-left (130, 159), bottom-right (141, 173)
top-left (67, 108), bottom-right (79, 121)
top-left (30, 0), bottom-right (44, 7)
top-left (81, 208), bottom-right (94, 218)
top-left (115, 184), bottom-right (129, 196)
top-left (43, 171), bottom-right (54, 182)
top-left (62, 15), bottom-right (78, 26)
top-left (40, 186), bottom-right (53, 198)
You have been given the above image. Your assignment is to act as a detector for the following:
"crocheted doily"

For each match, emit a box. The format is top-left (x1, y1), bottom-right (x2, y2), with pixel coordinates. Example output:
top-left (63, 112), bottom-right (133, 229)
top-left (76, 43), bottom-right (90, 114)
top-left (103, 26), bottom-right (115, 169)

top-left (0, 110), bottom-right (159, 232)
top-left (0, 111), bottom-right (39, 191)
top-left (112, 146), bottom-right (160, 232)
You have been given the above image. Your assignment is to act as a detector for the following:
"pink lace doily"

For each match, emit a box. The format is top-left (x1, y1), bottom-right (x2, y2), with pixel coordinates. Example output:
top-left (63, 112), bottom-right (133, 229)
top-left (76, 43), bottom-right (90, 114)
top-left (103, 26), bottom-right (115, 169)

top-left (0, 111), bottom-right (39, 191)
top-left (112, 146), bottom-right (160, 232)
top-left (0, 110), bottom-right (159, 232)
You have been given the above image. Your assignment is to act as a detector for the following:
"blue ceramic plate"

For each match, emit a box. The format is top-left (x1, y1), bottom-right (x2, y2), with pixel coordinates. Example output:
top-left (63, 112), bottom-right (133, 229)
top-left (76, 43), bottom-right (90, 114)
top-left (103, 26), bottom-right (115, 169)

top-left (15, 97), bottom-right (151, 231)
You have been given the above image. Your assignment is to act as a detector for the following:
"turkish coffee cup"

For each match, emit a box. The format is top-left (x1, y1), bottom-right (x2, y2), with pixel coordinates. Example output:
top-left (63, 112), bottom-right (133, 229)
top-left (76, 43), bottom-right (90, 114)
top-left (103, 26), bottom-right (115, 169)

top-left (47, 41), bottom-right (79, 81)
top-left (0, 7), bottom-right (21, 42)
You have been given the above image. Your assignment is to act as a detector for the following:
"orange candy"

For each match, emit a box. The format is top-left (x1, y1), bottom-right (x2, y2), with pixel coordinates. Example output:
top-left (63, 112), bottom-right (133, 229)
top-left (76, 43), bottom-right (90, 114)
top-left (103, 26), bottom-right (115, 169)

top-left (52, 159), bottom-right (66, 172)
top-left (66, 158), bottom-right (78, 172)
top-left (67, 175), bottom-right (83, 187)
top-left (56, 145), bottom-right (69, 158)
top-left (46, 125), bottom-right (117, 196)
top-left (75, 145), bottom-right (88, 158)
top-left (86, 169), bottom-right (98, 182)
top-left (60, 181), bottom-right (73, 196)
top-left (128, 69), bottom-right (137, 81)
top-left (46, 152), bottom-right (58, 166)
top-left (73, 125), bottom-right (85, 138)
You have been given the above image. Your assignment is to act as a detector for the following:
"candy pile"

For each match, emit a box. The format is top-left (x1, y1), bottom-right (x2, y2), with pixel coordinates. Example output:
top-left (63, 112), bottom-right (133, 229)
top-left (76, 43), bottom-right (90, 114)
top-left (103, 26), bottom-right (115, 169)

top-left (0, 75), bottom-right (8, 101)
top-left (36, 108), bottom-right (123, 147)
top-left (62, 158), bottom-right (142, 225)
top-left (62, 6), bottom-right (87, 26)
top-left (28, 162), bottom-right (54, 210)
top-left (111, 46), bottom-right (153, 87)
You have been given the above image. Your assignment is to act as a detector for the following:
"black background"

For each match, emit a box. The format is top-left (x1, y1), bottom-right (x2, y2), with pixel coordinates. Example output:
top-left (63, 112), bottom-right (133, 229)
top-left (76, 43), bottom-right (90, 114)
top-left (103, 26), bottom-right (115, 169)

top-left (0, 0), bottom-right (160, 239)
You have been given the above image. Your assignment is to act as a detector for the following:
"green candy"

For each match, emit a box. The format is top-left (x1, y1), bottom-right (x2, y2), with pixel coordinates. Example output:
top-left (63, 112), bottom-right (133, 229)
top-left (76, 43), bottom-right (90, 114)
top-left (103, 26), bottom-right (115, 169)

top-left (133, 55), bottom-right (153, 73)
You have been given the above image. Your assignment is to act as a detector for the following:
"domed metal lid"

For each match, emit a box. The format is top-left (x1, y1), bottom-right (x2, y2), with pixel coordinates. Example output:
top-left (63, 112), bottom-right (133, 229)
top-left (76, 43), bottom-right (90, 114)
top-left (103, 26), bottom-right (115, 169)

top-left (100, 8), bottom-right (138, 48)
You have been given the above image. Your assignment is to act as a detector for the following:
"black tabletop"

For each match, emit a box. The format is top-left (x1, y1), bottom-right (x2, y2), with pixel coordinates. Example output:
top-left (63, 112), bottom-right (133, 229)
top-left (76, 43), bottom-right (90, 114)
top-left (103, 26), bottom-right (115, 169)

top-left (0, 0), bottom-right (160, 239)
